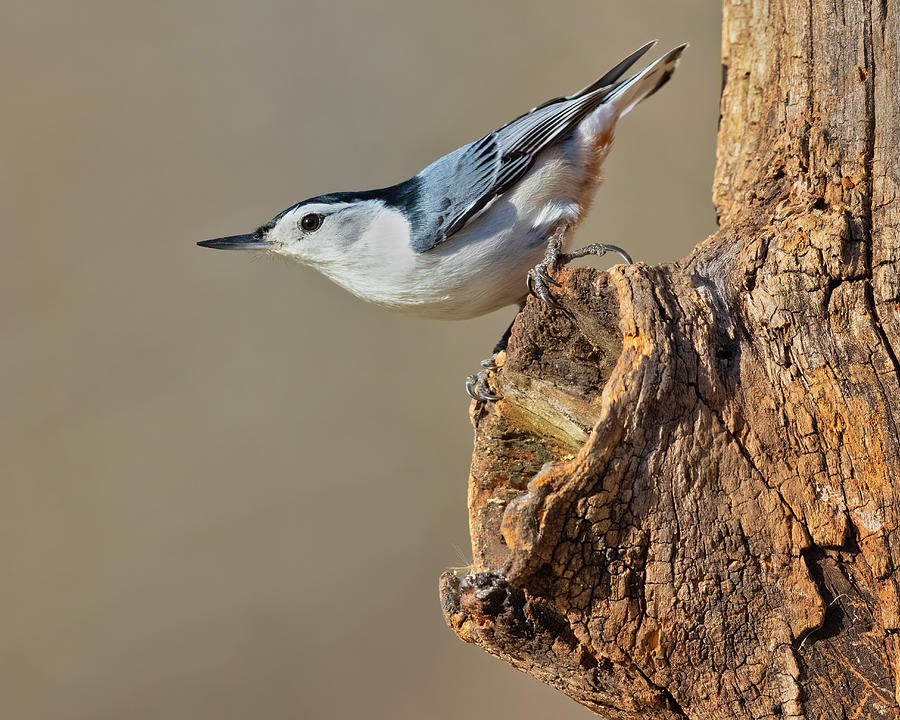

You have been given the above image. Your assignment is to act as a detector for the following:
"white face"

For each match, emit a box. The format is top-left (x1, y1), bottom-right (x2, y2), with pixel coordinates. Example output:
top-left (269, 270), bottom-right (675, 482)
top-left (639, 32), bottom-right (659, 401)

top-left (240, 197), bottom-right (416, 306)
top-left (264, 200), bottom-right (370, 266)
top-left (261, 197), bottom-right (413, 284)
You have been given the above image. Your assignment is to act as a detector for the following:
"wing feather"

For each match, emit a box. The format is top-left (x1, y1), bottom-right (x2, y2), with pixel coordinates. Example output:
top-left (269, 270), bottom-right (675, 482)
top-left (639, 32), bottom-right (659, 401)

top-left (409, 42), bottom-right (661, 253)
top-left (411, 90), bottom-right (608, 251)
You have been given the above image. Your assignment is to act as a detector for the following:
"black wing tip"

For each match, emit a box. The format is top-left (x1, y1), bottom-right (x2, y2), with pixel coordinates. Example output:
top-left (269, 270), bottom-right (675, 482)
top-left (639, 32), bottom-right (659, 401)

top-left (620, 40), bottom-right (659, 63)
top-left (625, 40), bottom-right (690, 71)
top-left (578, 40), bottom-right (660, 98)
top-left (617, 41), bottom-right (689, 75)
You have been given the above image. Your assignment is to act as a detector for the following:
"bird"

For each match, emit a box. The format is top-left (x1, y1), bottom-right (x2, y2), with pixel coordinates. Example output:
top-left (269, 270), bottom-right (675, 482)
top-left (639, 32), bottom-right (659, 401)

top-left (199, 40), bottom-right (686, 400)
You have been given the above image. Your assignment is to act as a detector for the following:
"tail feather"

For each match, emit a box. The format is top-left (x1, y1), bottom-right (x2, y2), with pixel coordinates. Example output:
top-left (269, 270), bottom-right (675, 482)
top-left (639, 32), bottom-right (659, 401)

top-left (606, 43), bottom-right (688, 117)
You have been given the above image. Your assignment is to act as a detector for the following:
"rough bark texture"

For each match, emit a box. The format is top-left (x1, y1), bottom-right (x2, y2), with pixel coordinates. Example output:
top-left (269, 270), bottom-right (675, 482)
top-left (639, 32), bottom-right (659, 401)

top-left (440, 2), bottom-right (900, 718)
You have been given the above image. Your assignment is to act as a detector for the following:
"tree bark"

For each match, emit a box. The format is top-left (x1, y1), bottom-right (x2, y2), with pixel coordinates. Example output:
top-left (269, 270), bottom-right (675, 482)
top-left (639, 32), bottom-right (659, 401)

top-left (440, 2), bottom-right (900, 718)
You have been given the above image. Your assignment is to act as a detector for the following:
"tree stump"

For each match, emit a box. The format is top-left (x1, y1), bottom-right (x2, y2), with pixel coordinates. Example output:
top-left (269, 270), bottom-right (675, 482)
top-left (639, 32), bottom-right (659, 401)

top-left (440, 2), bottom-right (900, 718)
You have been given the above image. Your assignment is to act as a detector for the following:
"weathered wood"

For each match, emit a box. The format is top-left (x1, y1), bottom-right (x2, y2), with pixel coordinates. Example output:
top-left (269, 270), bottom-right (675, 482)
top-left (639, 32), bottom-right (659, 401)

top-left (441, 2), bottom-right (900, 717)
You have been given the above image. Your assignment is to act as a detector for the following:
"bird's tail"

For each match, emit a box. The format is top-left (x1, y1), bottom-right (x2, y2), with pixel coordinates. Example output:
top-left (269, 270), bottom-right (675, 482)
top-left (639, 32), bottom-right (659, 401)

top-left (605, 43), bottom-right (688, 118)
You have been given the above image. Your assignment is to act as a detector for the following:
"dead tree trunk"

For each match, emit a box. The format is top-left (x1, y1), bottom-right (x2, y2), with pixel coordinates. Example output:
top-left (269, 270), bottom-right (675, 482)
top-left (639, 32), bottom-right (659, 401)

top-left (440, 2), bottom-right (900, 718)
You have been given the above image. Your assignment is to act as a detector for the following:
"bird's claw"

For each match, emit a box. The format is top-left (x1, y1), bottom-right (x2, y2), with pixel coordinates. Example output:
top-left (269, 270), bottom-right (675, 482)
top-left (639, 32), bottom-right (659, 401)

top-left (526, 263), bottom-right (562, 308)
top-left (465, 372), bottom-right (501, 401)
top-left (560, 242), bottom-right (633, 266)
top-left (466, 362), bottom-right (502, 402)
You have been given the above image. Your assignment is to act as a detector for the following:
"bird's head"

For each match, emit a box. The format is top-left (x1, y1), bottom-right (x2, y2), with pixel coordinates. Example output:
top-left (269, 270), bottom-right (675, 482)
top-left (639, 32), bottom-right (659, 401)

top-left (198, 193), bottom-right (403, 268)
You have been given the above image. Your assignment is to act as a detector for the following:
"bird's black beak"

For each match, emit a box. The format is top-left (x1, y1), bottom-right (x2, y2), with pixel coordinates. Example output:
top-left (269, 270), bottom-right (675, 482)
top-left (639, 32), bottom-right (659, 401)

top-left (197, 233), bottom-right (270, 250)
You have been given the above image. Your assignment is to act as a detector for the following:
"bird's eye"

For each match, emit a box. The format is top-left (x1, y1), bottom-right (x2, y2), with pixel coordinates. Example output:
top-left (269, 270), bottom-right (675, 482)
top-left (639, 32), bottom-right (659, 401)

top-left (300, 213), bottom-right (324, 232)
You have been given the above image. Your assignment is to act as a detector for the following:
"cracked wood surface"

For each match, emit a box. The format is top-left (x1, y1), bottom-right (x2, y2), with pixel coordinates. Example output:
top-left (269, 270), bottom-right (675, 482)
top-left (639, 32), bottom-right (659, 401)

top-left (441, 1), bottom-right (900, 718)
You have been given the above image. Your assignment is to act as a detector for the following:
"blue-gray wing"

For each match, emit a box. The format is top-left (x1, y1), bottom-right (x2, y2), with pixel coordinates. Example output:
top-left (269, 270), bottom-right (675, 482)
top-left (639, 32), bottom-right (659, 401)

top-left (409, 91), bottom-right (610, 253)
top-left (410, 41), bottom-right (658, 253)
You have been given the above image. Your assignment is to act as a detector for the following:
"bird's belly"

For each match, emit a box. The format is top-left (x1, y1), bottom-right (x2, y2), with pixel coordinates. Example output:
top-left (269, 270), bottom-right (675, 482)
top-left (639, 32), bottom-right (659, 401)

top-left (404, 231), bottom-right (549, 319)
top-left (330, 224), bottom-right (549, 320)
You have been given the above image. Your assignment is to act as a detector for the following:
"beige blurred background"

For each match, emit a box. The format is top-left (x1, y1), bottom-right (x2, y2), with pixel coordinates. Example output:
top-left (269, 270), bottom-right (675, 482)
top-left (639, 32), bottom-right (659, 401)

top-left (1, 2), bottom-right (720, 718)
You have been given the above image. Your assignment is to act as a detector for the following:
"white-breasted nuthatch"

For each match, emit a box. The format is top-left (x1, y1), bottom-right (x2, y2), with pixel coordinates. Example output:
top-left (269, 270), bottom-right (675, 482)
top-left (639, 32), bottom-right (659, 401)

top-left (200, 41), bottom-right (686, 399)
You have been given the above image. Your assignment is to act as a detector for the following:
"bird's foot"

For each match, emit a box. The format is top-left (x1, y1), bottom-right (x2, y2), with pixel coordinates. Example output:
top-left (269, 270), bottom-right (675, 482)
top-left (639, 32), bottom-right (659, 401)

top-left (465, 354), bottom-right (503, 402)
top-left (525, 261), bottom-right (562, 308)
top-left (526, 238), bottom-right (564, 308)
top-left (527, 241), bottom-right (633, 306)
